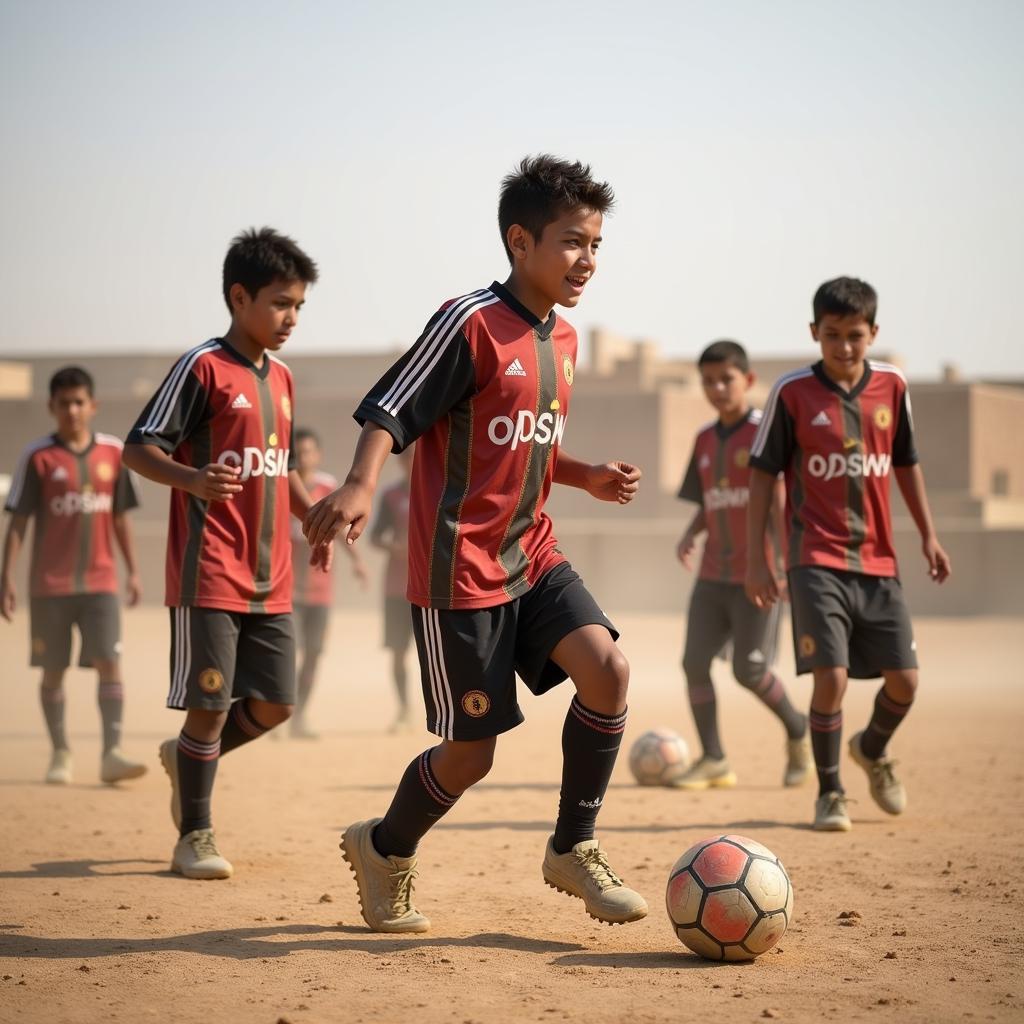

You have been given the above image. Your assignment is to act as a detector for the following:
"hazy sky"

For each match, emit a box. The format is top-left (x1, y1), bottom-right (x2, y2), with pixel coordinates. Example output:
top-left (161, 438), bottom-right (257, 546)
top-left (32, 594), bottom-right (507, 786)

top-left (2, 1), bottom-right (1022, 379)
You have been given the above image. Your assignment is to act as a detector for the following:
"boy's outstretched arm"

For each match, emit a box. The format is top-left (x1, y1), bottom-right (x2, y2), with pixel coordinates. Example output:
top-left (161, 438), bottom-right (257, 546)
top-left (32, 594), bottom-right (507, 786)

top-left (745, 468), bottom-right (779, 608)
top-left (554, 451), bottom-right (641, 504)
top-left (895, 464), bottom-right (951, 583)
top-left (303, 422), bottom-right (394, 549)
top-left (122, 444), bottom-right (243, 500)
top-left (0, 514), bottom-right (28, 621)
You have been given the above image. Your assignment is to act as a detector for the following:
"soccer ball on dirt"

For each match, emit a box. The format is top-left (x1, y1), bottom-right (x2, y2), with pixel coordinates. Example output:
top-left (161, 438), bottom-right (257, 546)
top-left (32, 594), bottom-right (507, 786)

top-left (628, 729), bottom-right (690, 786)
top-left (666, 834), bottom-right (793, 961)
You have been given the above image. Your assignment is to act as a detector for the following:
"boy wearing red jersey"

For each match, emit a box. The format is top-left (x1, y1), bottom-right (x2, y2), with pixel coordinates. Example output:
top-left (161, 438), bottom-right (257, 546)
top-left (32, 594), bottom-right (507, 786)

top-left (305, 156), bottom-right (647, 932)
top-left (675, 341), bottom-right (809, 790)
top-left (2, 366), bottom-right (146, 786)
top-left (124, 228), bottom-right (328, 879)
top-left (747, 277), bottom-right (951, 832)
top-left (290, 427), bottom-right (367, 739)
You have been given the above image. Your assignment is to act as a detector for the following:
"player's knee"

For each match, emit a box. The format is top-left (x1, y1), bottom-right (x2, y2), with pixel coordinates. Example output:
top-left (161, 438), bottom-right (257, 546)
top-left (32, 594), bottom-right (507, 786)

top-left (731, 659), bottom-right (762, 689)
top-left (256, 703), bottom-right (294, 728)
top-left (681, 651), bottom-right (709, 682)
top-left (597, 648), bottom-right (630, 708)
top-left (41, 670), bottom-right (65, 691)
top-left (811, 668), bottom-right (847, 708)
top-left (93, 658), bottom-right (119, 680)
top-left (439, 739), bottom-right (495, 790)
top-left (884, 669), bottom-right (918, 701)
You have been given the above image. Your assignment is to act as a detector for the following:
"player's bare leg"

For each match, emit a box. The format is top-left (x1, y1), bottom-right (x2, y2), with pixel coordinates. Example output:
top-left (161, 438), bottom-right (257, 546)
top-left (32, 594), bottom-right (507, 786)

top-left (293, 652), bottom-right (320, 739)
top-left (343, 737), bottom-right (495, 933)
top-left (541, 625), bottom-right (648, 924)
top-left (40, 669), bottom-right (71, 784)
top-left (93, 656), bottom-right (146, 784)
top-left (849, 667), bottom-right (916, 815)
top-left (810, 667), bottom-right (851, 831)
top-left (388, 650), bottom-right (412, 732)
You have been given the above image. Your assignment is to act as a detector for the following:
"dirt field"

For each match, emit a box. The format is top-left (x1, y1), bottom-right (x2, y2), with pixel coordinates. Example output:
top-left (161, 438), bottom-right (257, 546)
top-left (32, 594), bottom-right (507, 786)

top-left (1, 607), bottom-right (1022, 1024)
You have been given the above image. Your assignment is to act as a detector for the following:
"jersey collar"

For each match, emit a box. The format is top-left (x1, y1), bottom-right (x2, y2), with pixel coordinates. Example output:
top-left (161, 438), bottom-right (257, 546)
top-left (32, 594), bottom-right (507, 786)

top-left (219, 338), bottom-right (272, 380)
top-left (714, 409), bottom-right (756, 440)
top-left (489, 281), bottom-right (557, 340)
top-left (52, 432), bottom-right (95, 456)
top-left (812, 359), bottom-right (873, 401)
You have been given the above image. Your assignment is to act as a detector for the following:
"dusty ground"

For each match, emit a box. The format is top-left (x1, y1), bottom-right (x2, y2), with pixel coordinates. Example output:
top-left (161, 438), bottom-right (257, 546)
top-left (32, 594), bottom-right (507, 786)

top-left (0, 607), bottom-right (1022, 1024)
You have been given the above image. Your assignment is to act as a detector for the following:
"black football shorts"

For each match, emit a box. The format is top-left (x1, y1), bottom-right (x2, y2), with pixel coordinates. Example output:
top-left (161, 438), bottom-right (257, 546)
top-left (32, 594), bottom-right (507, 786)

top-left (788, 566), bottom-right (917, 678)
top-left (30, 593), bottom-right (121, 671)
top-left (411, 562), bottom-right (618, 741)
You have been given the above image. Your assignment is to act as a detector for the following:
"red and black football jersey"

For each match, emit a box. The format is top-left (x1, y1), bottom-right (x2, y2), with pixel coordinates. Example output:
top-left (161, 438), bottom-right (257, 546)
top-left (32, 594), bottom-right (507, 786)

top-left (126, 339), bottom-right (296, 613)
top-left (291, 471), bottom-right (336, 606)
top-left (678, 409), bottom-right (772, 584)
top-left (355, 282), bottom-right (576, 610)
top-left (750, 360), bottom-right (917, 577)
top-left (5, 433), bottom-right (139, 597)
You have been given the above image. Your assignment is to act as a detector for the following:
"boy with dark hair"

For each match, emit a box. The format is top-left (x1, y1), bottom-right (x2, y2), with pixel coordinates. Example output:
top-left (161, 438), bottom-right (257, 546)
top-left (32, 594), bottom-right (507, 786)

top-left (123, 227), bottom-right (329, 879)
top-left (305, 154), bottom-right (647, 932)
top-left (746, 276), bottom-right (950, 832)
top-left (290, 427), bottom-right (367, 739)
top-left (369, 445), bottom-right (415, 732)
top-left (675, 341), bottom-right (809, 789)
top-left (2, 366), bottom-right (146, 785)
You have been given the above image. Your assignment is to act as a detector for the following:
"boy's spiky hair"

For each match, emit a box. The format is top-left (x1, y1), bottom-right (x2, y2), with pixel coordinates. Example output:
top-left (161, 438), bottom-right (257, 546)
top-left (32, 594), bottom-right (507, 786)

top-left (49, 365), bottom-right (95, 398)
top-left (813, 277), bottom-right (878, 326)
top-left (222, 227), bottom-right (318, 312)
top-left (498, 155), bottom-right (615, 263)
top-left (698, 339), bottom-right (749, 374)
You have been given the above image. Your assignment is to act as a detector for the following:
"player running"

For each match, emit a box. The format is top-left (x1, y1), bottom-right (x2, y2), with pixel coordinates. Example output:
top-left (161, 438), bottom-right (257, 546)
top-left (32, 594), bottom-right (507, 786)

top-left (746, 276), bottom-right (951, 831)
top-left (305, 155), bottom-right (648, 932)
top-left (674, 340), bottom-right (810, 790)
top-left (2, 366), bottom-right (146, 786)
top-left (123, 227), bottom-right (329, 879)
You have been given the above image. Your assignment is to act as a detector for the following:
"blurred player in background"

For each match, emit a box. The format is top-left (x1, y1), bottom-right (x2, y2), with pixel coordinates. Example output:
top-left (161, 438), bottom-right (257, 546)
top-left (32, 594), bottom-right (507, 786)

top-left (1, 366), bottom-right (147, 786)
top-left (369, 444), bottom-right (415, 732)
top-left (123, 227), bottom-right (329, 879)
top-left (306, 155), bottom-right (648, 933)
top-left (290, 427), bottom-right (367, 739)
top-left (675, 341), bottom-right (810, 790)
top-left (747, 276), bottom-right (951, 832)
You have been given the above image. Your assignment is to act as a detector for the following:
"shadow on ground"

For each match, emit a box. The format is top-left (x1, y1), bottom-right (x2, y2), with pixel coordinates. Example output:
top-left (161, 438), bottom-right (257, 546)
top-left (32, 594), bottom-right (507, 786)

top-left (0, 925), bottom-right (584, 961)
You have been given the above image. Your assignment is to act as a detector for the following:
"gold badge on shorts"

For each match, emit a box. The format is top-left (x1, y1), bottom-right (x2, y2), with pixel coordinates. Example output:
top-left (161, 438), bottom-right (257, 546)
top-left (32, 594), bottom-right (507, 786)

top-left (563, 354), bottom-right (574, 387)
top-left (734, 447), bottom-right (750, 468)
top-left (281, 394), bottom-right (292, 421)
top-left (873, 405), bottom-right (892, 429)
top-left (799, 635), bottom-right (816, 657)
top-left (198, 668), bottom-right (224, 694)
top-left (96, 462), bottom-right (114, 482)
top-left (462, 690), bottom-right (491, 718)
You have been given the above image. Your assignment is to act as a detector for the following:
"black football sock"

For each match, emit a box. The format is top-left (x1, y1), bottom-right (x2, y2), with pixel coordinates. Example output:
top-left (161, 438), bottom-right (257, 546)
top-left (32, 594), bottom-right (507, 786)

top-left (861, 687), bottom-right (914, 760)
top-left (742, 672), bottom-right (806, 740)
top-left (218, 699), bottom-right (270, 755)
top-left (40, 684), bottom-right (68, 752)
top-left (809, 708), bottom-right (843, 796)
top-left (97, 680), bottom-right (124, 754)
top-left (552, 697), bottom-right (628, 854)
top-left (177, 731), bottom-right (220, 835)
top-left (373, 749), bottom-right (458, 858)
top-left (684, 668), bottom-right (723, 760)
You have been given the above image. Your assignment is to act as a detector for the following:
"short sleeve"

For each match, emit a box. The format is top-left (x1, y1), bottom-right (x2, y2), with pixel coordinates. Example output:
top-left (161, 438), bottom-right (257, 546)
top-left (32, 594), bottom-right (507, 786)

top-left (677, 449), bottom-right (702, 503)
top-left (4, 450), bottom-right (41, 516)
top-left (370, 491), bottom-right (395, 543)
top-left (892, 385), bottom-right (918, 467)
top-left (126, 359), bottom-right (209, 453)
top-left (113, 466), bottom-right (141, 514)
top-left (750, 384), bottom-right (796, 476)
top-left (354, 309), bottom-right (477, 452)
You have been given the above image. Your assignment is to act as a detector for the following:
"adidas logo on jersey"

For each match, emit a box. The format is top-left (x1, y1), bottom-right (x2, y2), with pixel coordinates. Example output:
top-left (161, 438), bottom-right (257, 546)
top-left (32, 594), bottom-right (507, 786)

top-left (504, 358), bottom-right (527, 377)
top-left (811, 411), bottom-right (832, 427)
top-left (232, 393), bottom-right (253, 409)
top-left (51, 466), bottom-right (69, 482)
